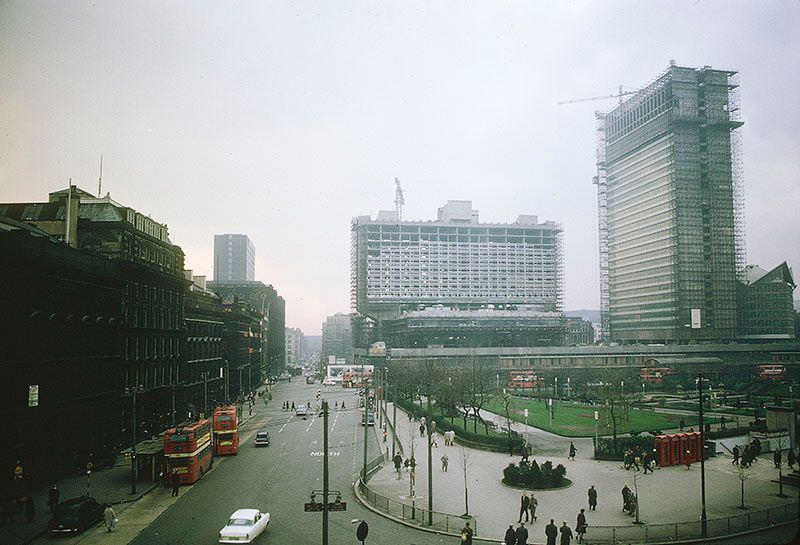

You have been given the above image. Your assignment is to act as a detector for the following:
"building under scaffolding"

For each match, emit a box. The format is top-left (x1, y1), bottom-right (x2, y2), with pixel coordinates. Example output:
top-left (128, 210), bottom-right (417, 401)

top-left (595, 63), bottom-right (745, 342)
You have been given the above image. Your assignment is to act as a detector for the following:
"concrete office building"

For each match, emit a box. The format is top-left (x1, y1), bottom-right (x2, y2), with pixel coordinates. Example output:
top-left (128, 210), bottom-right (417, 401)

top-left (214, 234), bottom-right (255, 282)
top-left (321, 313), bottom-right (353, 364)
top-left (285, 327), bottom-right (305, 365)
top-left (351, 200), bottom-right (564, 348)
top-left (595, 63), bottom-right (744, 343)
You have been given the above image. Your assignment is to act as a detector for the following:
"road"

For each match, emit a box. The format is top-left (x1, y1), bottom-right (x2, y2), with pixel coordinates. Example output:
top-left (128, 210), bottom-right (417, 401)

top-left (127, 380), bottom-right (451, 545)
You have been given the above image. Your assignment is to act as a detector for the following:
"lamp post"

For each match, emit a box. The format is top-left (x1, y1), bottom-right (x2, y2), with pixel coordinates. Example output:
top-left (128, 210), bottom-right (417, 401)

top-left (427, 420), bottom-right (436, 526)
top-left (776, 436), bottom-right (787, 498)
top-left (124, 385), bottom-right (144, 494)
top-left (554, 376), bottom-right (558, 397)
top-left (566, 377), bottom-right (570, 399)
top-left (548, 398), bottom-right (553, 430)
top-left (697, 373), bottom-right (708, 538)
top-left (593, 410), bottom-right (599, 457)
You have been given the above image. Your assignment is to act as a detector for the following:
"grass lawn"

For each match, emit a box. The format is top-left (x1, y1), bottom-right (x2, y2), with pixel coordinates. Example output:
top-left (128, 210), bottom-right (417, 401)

top-left (437, 411), bottom-right (510, 439)
top-left (484, 397), bottom-right (718, 438)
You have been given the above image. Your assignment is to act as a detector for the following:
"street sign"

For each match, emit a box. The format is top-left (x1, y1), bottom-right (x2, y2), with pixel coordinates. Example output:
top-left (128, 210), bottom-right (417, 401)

top-left (356, 520), bottom-right (368, 541)
top-left (28, 385), bottom-right (39, 407)
top-left (304, 501), bottom-right (347, 512)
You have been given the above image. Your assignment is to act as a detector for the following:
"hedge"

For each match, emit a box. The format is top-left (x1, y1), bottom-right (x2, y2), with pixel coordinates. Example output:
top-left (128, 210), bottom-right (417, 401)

top-left (594, 435), bottom-right (655, 461)
top-left (395, 398), bottom-right (525, 452)
top-left (502, 459), bottom-right (569, 489)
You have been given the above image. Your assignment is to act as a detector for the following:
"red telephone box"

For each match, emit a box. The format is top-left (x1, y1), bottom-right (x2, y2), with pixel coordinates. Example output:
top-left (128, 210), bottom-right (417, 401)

top-left (654, 436), bottom-right (670, 466)
top-left (692, 432), bottom-right (703, 461)
top-left (669, 434), bottom-right (682, 466)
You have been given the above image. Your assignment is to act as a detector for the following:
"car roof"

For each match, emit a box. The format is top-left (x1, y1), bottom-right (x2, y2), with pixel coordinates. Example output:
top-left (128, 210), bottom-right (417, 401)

top-left (230, 509), bottom-right (260, 519)
top-left (257, 429), bottom-right (269, 434)
top-left (63, 497), bottom-right (94, 505)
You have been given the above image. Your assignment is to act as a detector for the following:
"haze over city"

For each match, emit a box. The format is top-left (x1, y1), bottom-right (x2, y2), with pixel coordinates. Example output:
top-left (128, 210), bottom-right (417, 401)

top-left (2, 1), bottom-right (798, 334)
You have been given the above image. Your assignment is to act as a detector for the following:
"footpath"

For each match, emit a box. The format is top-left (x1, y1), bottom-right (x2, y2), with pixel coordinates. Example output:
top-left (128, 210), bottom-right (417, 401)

top-left (365, 401), bottom-right (797, 543)
top-left (1, 401), bottom-right (268, 545)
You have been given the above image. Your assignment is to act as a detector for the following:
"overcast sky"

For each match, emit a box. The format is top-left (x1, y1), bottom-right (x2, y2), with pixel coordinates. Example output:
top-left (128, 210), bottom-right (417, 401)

top-left (2, 1), bottom-right (798, 334)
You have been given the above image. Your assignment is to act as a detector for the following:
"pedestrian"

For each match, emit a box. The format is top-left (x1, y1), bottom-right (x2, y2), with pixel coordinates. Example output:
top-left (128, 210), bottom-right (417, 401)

top-left (569, 442), bottom-right (577, 460)
top-left (47, 485), bottom-right (59, 513)
top-left (632, 454), bottom-right (641, 472)
top-left (623, 449), bottom-right (631, 470)
top-left (403, 458), bottom-right (410, 472)
top-left (788, 448), bottom-right (797, 469)
top-left (460, 520), bottom-right (474, 545)
top-left (171, 468), bottom-right (180, 497)
top-left (530, 493), bottom-right (538, 521)
top-left (773, 449), bottom-right (781, 468)
top-left (575, 509), bottom-right (587, 543)
top-left (341, 401), bottom-right (345, 410)
top-left (587, 485), bottom-right (597, 510)
top-left (679, 417), bottom-right (685, 431)
top-left (24, 496), bottom-right (35, 524)
top-left (732, 445), bottom-right (739, 465)
top-left (393, 453), bottom-right (403, 478)
top-left (410, 456), bottom-right (416, 471)
top-left (504, 524), bottom-right (516, 545)
top-left (621, 484), bottom-right (631, 513)
top-left (291, 401), bottom-right (295, 411)
top-left (508, 440), bottom-right (515, 457)
top-left (685, 450), bottom-right (692, 470)
top-left (383, 429), bottom-right (388, 443)
top-left (419, 423), bottom-right (425, 437)
top-left (521, 441), bottom-right (530, 463)
top-left (642, 452), bottom-right (651, 474)
top-left (515, 522), bottom-right (529, 545)
top-left (559, 521), bottom-right (573, 545)
top-left (518, 492), bottom-right (530, 523)
top-left (103, 504), bottom-right (117, 532)
top-left (441, 453), bottom-right (449, 472)
top-left (545, 519), bottom-right (558, 545)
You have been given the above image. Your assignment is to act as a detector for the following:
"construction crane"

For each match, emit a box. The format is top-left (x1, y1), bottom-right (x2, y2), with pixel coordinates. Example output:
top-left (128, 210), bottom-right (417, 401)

top-left (558, 85), bottom-right (637, 106)
top-left (394, 177), bottom-right (404, 221)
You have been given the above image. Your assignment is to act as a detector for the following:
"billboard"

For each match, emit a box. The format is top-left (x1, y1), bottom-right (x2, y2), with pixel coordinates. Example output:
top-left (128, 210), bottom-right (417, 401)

top-left (326, 365), bottom-right (374, 383)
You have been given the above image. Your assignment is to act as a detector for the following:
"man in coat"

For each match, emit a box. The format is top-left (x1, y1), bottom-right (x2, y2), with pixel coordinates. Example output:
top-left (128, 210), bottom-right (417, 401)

top-left (575, 509), bottom-right (587, 543)
top-left (518, 492), bottom-right (530, 522)
top-left (587, 485), bottom-right (597, 510)
top-left (544, 519), bottom-right (558, 545)
top-left (460, 521), bottom-right (474, 545)
top-left (559, 521), bottom-right (574, 545)
top-left (47, 485), bottom-right (59, 513)
top-left (515, 522), bottom-right (529, 545)
top-left (504, 524), bottom-right (517, 545)
top-left (732, 445), bottom-right (740, 465)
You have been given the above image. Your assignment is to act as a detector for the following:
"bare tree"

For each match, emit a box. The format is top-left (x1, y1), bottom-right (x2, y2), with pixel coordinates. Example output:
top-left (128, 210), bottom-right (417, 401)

top-left (498, 390), bottom-right (516, 451)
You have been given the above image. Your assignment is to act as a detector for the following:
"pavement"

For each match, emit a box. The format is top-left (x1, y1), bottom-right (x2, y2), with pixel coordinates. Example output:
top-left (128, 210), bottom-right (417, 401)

top-left (367, 401), bottom-right (798, 543)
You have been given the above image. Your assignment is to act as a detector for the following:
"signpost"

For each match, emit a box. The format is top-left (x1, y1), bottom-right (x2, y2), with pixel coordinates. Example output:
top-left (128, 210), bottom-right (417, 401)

top-left (356, 520), bottom-right (369, 544)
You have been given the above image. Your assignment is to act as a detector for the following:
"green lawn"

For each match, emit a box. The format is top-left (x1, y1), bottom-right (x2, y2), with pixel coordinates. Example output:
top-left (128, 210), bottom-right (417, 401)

top-left (484, 397), bottom-right (718, 438)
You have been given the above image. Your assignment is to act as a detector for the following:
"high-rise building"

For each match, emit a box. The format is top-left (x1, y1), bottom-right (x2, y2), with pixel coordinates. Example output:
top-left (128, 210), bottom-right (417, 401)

top-left (321, 313), bottom-right (353, 364)
top-left (285, 327), bottom-right (305, 365)
top-left (595, 63), bottom-right (744, 343)
top-left (214, 234), bottom-right (255, 282)
top-left (351, 200), bottom-right (564, 347)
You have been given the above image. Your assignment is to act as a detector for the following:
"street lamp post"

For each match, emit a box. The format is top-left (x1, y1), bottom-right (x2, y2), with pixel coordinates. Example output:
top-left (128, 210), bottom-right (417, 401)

top-left (554, 376), bottom-right (558, 397)
top-left (427, 420), bottom-right (436, 526)
top-left (548, 398), bottom-right (553, 430)
top-left (124, 385), bottom-right (144, 494)
top-left (593, 410), bottom-right (599, 457)
top-left (697, 373), bottom-right (708, 538)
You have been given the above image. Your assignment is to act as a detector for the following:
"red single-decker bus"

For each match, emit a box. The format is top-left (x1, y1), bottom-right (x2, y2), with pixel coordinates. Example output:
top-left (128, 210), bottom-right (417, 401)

top-left (164, 419), bottom-right (213, 485)
top-left (212, 405), bottom-right (239, 456)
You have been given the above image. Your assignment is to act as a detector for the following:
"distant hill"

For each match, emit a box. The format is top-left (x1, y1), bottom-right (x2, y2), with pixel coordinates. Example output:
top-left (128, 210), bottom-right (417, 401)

top-left (565, 309), bottom-right (601, 323)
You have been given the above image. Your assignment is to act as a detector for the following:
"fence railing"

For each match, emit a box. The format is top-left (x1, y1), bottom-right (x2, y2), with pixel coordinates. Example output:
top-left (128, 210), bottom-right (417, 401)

top-left (357, 478), bottom-right (477, 536)
top-left (583, 502), bottom-right (798, 544)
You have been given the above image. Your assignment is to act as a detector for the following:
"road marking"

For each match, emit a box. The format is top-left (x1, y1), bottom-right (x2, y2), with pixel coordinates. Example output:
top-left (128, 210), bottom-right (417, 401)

top-left (331, 411), bottom-right (340, 432)
top-left (310, 451), bottom-right (340, 456)
top-left (279, 416), bottom-right (292, 434)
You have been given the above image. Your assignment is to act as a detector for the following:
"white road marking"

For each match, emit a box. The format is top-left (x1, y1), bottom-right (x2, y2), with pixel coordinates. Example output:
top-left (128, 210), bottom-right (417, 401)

top-left (279, 416), bottom-right (292, 434)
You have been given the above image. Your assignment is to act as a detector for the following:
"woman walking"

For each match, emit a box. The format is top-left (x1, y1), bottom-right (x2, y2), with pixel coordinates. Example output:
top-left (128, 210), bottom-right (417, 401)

top-left (104, 504), bottom-right (117, 532)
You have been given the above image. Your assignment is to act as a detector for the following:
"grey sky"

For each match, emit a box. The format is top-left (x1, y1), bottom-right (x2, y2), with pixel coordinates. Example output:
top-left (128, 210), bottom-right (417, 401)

top-left (2, 1), bottom-right (798, 334)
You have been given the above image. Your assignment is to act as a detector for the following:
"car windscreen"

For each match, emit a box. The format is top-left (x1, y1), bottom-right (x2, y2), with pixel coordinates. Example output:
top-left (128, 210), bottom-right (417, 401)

top-left (56, 503), bottom-right (81, 516)
top-left (228, 518), bottom-right (253, 526)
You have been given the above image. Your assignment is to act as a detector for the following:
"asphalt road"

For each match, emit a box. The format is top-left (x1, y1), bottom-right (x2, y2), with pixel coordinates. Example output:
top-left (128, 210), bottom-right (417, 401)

top-left (129, 381), bottom-right (453, 545)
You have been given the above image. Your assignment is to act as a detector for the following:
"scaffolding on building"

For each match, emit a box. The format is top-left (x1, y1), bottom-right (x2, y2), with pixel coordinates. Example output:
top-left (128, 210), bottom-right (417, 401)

top-left (594, 111), bottom-right (610, 340)
top-left (728, 72), bottom-right (747, 280)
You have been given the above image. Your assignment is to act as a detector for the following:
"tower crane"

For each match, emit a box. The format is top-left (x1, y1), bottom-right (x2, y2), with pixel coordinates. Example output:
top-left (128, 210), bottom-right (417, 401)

top-left (558, 85), bottom-right (637, 106)
top-left (394, 177), bottom-right (404, 221)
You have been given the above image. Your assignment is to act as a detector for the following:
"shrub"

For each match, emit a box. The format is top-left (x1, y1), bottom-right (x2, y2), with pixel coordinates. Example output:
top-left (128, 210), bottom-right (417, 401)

top-left (503, 459), bottom-right (568, 489)
top-left (595, 435), bottom-right (655, 460)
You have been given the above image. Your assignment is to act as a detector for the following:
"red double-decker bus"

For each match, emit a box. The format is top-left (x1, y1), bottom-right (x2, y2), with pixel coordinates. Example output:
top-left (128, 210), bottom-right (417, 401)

top-left (212, 405), bottom-right (238, 456)
top-left (640, 367), bottom-right (671, 384)
top-left (507, 371), bottom-right (544, 389)
top-left (164, 419), bottom-right (212, 485)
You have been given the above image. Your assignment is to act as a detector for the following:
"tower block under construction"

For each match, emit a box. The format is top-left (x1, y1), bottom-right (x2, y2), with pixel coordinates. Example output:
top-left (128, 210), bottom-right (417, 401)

top-left (595, 63), bottom-right (745, 342)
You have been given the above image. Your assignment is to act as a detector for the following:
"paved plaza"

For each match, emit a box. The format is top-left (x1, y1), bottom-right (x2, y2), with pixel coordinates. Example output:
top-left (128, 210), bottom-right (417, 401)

top-left (368, 402), bottom-right (798, 542)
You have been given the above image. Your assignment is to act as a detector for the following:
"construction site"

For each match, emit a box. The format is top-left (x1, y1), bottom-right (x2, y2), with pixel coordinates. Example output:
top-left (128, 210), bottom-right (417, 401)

top-left (593, 62), bottom-right (746, 343)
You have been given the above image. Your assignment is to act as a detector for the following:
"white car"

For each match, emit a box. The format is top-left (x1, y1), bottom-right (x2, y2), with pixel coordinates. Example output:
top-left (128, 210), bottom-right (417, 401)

top-left (219, 509), bottom-right (270, 543)
top-left (322, 378), bottom-right (336, 386)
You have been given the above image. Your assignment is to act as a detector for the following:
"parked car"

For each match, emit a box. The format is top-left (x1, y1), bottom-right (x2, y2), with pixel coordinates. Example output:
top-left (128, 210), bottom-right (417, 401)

top-left (219, 509), bottom-right (270, 543)
top-left (254, 430), bottom-right (271, 447)
top-left (48, 496), bottom-right (104, 534)
top-left (322, 378), bottom-right (336, 386)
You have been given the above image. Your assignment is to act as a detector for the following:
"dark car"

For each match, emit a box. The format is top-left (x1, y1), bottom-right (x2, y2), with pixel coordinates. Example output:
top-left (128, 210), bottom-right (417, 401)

top-left (48, 496), bottom-right (104, 534)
